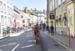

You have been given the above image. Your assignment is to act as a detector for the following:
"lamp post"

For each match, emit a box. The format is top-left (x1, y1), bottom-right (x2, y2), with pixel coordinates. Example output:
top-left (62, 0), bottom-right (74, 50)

top-left (47, 0), bottom-right (50, 26)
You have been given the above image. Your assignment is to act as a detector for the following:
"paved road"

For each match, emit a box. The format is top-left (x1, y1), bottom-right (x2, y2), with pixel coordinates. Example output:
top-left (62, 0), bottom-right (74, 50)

top-left (0, 30), bottom-right (41, 51)
top-left (0, 30), bottom-right (66, 51)
top-left (40, 31), bottom-right (66, 51)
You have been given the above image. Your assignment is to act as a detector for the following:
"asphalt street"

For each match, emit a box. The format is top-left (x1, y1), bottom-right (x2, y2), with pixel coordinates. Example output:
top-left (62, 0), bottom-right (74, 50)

top-left (0, 30), bottom-right (66, 51)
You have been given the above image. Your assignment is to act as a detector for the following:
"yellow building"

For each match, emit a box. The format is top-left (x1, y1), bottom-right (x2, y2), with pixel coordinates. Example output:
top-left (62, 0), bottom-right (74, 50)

top-left (67, 0), bottom-right (75, 37)
top-left (49, 0), bottom-right (75, 37)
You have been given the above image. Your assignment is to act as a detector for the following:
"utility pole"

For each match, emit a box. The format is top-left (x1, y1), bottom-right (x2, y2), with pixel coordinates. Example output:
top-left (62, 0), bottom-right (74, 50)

top-left (47, 0), bottom-right (50, 26)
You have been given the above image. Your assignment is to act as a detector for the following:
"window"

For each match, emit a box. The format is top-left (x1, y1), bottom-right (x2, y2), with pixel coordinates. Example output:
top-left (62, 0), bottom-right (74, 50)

top-left (22, 20), bottom-right (25, 23)
top-left (21, 16), bottom-right (23, 18)
top-left (1, 15), bottom-right (4, 23)
top-left (23, 25), bottom-right (25, 27)
top-left (50, 14), bottom-right (55, 19)
top-left (14, 9), bottom-right (20, 14)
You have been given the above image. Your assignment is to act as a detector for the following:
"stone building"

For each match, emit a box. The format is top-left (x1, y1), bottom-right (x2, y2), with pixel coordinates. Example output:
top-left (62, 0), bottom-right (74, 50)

top-left (0, 0), bottom-right (14, 37)
top-left (49, 0), bottom-right (75, 37)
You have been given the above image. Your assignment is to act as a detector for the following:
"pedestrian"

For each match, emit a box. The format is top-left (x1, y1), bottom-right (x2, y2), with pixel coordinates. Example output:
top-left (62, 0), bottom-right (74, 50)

top-left (46, 25), bottom-right (50, 33)
top-left (50, 25), bottom-right (54, 35)
top-left (42, 23), bottom-right (46, 31)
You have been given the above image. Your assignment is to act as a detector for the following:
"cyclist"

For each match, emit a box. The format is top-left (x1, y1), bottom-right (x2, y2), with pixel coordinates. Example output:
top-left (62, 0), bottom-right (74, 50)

top-left (33, 24), bottom-right (40, 44)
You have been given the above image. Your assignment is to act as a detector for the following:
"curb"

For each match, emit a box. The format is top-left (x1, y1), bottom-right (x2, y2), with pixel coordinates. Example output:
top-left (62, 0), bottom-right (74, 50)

top-left (0, 36), bottom-right (9, 40)
top-left (49, 35), bottom-right (73, 51)
top-left (9, 31), bottom-right (24, 37)
top-left (0, 29), bottom-right (32, 39)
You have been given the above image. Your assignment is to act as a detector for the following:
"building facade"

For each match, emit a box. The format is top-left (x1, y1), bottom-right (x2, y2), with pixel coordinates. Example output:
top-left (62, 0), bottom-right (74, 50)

top-left (13, 6), bottom-right (21, 31)
top-left (19, 11), bottom-right (29, 29)
top-left (0, 0), bottom-right (38, 37)
top-left (0, 0), bottom-right (14, 37)
top-left (49, 0), bottom-right (75, 37)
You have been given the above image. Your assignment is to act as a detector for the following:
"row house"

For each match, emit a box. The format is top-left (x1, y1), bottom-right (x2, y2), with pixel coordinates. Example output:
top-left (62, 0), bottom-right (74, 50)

top-left (49, 0), bottom-right (75, 37)
top-left (13, 7), bottom-right (36, 30)
top-left (13, 6), bottom-right (21, 32)
top-left (0, 0), bottom-right (14, 37)
top-left (0, 0), bottom-right (39, 38)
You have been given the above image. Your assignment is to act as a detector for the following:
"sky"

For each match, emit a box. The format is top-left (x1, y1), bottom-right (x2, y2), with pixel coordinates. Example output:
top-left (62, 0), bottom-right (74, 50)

top-left (12, 0), bottom-right (46, 10)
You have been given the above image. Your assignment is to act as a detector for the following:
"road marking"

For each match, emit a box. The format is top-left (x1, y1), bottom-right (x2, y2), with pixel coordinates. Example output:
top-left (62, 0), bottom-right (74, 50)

top-left (11, 44), bottom-right (20, 51)
top-left (21, 44), bottom-right (35, 48)
top-left (28, 40), bottom-right (36, 42)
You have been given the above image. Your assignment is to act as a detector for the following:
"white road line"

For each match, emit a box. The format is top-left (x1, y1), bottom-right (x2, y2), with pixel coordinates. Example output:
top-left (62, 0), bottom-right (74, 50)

top-left (27, 40), bottom-right (36, 42)
top-left (11, 44), bottom-right (20, 51)
top-left (21, 44), bottom-right (35, 48)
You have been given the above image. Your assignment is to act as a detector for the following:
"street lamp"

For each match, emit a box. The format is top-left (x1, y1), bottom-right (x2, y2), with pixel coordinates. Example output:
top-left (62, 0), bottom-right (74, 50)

top-left (47, 0), bottom-right (50, 26)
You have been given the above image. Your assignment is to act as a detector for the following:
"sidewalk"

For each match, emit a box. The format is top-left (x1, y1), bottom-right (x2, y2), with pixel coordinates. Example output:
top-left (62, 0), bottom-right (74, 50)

top-left (9, 30), bottom-right (24, 37)
top-left (10, 29), bottom-right (32, 37)
top-left (0, 29), bottom-right (32, 39)
top-left (0, 35), bottom-right (9, 40)
top-left (44, 31), bottom-right (75, 51)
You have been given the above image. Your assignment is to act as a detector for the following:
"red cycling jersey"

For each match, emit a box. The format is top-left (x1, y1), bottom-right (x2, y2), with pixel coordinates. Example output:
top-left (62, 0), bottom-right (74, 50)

top-left (34, 26), bottom-right (39, 32)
